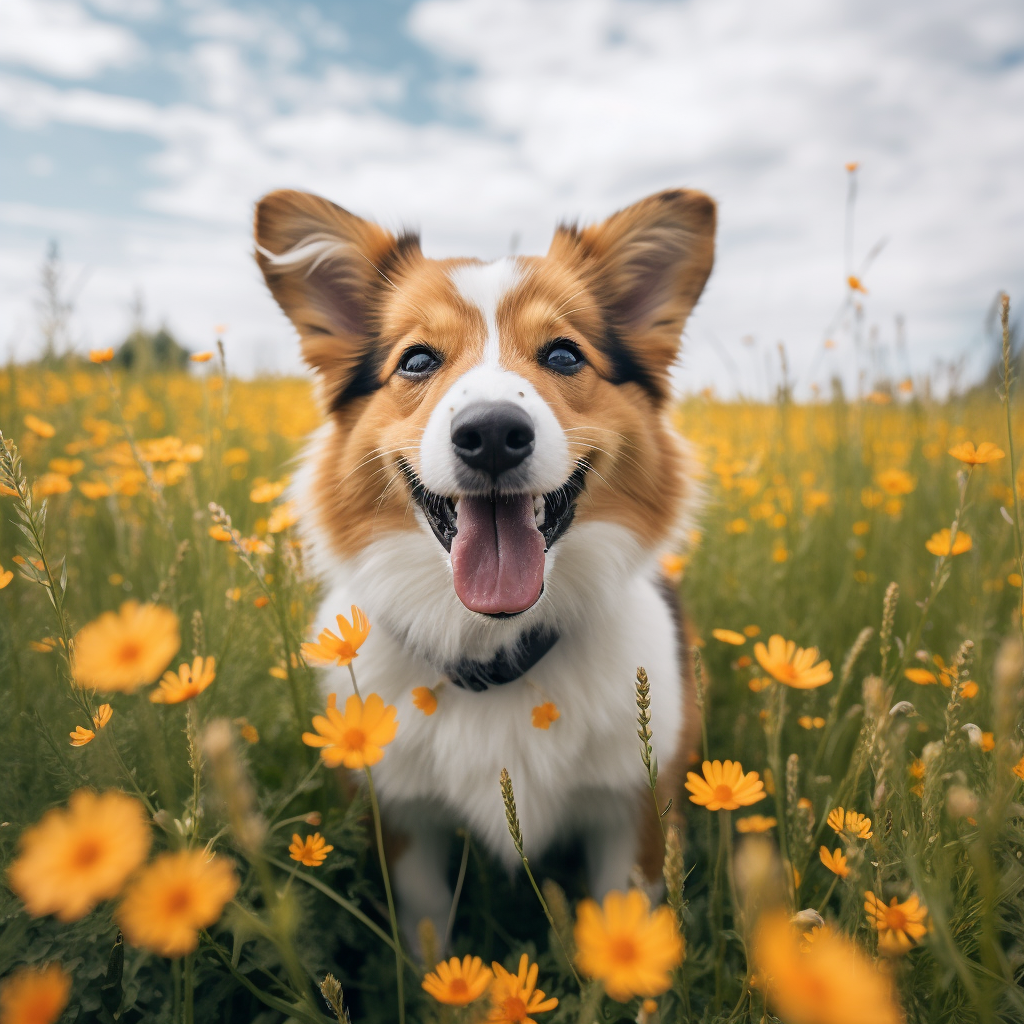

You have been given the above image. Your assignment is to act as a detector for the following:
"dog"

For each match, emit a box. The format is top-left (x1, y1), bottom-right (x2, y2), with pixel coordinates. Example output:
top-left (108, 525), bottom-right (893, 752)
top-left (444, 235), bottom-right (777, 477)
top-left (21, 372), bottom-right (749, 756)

top-left (254, 187), bottom-right (715, 945)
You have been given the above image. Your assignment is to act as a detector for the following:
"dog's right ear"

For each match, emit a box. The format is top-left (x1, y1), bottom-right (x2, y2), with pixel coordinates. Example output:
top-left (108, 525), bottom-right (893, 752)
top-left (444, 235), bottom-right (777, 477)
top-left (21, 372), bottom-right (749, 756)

top-left (254, 189), bottom-right (421, 410)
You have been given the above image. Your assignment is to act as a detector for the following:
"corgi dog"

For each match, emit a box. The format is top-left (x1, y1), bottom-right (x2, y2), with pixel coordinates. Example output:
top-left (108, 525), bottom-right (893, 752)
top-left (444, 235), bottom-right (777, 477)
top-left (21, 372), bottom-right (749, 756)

top-left (254, 188), bottom-right (715, 943)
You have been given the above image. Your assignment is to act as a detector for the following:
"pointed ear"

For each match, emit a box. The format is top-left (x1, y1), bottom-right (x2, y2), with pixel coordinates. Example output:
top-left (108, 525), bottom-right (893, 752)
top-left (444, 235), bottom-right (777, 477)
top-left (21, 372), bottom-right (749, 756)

top-left (549, 189), bottom-right (715, 400)
top-left (254, 189), bottom-right (421, 410)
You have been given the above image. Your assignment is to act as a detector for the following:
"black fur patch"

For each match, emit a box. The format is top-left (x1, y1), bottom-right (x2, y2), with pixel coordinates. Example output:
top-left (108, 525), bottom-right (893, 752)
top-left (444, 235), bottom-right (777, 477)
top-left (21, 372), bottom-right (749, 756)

top-left (328, 342), bottom-right (387, 413)
top-left (599, 325), bottom-right (662, 396)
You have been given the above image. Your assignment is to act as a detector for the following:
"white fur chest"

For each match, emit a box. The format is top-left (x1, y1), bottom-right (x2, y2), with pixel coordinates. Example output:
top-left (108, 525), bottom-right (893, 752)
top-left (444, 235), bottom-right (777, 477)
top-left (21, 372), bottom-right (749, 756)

top-left (307, 518), bottom-right (684, 870)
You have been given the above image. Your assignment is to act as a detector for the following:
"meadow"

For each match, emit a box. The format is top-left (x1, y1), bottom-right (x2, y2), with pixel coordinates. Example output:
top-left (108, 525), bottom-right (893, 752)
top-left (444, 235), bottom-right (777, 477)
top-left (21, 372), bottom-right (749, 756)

top-left (1, 323), bottom-right (1023, 1024)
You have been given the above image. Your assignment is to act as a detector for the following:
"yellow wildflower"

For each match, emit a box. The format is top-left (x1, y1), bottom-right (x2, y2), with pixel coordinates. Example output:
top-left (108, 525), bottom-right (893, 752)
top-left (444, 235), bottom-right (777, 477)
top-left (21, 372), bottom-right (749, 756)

top-left (754, 635), bottom-right (833, 689)
top-left (711, 628), bottom-right (745, 645)
top-left (752, 911), bottom-right (901, 1024)
top-left (876, 469), bottom-right (915, 496)
top-left (659, 552), bottom-right (685, 583)
top-left (78, 479), bottom-right (112, 499)
top-left (948, 441), bottom-right (1004, 465)
top-left (302, 692), bottom-right (398, 769)
top-left (864, 890), bottom-right (928, 955)
top-left (89, 347), bottom-right (114, 363)
top-left (905, 667), bottom-right (937, 685)
top-left (412, 686), bottom-right (438, 715)
top-left (250, 479), bottom-right (286, 503)
top-left (117, 850), bottom-right (238, 958)
top-left (0, 963), bottom-right (71, 1024)
top-left (69, 726), bottom-right (95, 747)
top-left (685, 760), bottom-right (765, 810)
top-left (422, 956), bottom-right (492, 1006)
top-left (33, 473), bottom-right (72, 498)
top-left (531, 702), bottom-right (560, 729)
top-left (0, 565), bottom-right (12, 589)
top-left (267, 501), bottom-right (298, 533)
top-left (190, 351), bottom-right (214, 362)
top-left (735, 815), bottom-right (776, 833)
top-left (150, 656), bottom-right (216, 704)
top-left (8, 789), bottom-right (151, 921)
top-left (24, 414), bottom-right (56, 438)
top-left (301, 606), bottom-right (371, 667)
top-left (72, 601), bottom-right (180, 693)
top-left (288, 833), bottom-right (333, 867)
top-left (574, 890), bottom-right (682, 1002)
top-left (819, 846), bottom-right (850, 878)
top-left (925, 529), bottom-right (971, 556)
top-left (92, 704), bottom-right (112, 729)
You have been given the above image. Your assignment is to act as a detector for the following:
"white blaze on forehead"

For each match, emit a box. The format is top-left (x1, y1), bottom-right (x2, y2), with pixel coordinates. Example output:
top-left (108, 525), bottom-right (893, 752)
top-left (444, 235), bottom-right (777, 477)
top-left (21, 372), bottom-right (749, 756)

top-left (448, 257), bottom-right (523, 366)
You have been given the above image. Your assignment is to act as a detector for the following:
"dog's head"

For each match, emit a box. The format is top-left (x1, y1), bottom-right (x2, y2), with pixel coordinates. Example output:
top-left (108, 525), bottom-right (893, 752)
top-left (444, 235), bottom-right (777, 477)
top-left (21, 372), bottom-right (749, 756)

top-left (255, 189), bottom-right (714, 622)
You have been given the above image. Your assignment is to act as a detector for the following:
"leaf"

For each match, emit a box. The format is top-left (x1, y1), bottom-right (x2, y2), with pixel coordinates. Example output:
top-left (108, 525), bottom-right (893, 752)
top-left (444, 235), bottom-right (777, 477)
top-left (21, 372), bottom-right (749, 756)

top-left (59, 558), bottom-right (68, 594)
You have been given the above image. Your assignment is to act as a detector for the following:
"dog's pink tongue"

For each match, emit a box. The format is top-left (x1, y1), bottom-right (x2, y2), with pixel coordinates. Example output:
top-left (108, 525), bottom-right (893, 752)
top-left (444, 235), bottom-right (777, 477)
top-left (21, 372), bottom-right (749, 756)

top-left (451, 494), bottom-right (545, 615)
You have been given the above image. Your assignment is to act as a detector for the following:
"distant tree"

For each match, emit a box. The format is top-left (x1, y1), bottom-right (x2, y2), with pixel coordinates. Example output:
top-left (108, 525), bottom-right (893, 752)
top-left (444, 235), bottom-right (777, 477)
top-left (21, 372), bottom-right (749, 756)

top-left (114, 291), bottom-right (190, 370)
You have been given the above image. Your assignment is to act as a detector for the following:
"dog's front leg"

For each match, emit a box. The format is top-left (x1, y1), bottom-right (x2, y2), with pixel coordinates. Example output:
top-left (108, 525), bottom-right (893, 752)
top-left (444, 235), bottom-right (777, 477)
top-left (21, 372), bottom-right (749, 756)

top-left (582, 793), bottom-right (643, 900)
top-left (388, 812), bottom-right (452, 958)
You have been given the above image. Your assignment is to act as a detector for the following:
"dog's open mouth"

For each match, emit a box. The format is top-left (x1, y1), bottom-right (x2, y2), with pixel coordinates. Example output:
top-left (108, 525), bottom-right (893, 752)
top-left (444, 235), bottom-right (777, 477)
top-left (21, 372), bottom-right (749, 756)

top-left (397, 457), bottom-right (590, 617)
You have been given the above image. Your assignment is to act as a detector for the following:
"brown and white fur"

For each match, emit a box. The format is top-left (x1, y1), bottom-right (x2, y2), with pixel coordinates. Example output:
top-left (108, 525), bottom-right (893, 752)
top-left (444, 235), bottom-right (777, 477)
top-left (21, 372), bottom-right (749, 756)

top-left (254, 188), bottom-right (715, 945)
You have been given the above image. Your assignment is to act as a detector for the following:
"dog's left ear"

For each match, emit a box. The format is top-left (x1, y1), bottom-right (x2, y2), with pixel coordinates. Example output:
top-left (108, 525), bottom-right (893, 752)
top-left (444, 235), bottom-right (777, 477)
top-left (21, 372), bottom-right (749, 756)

top-left (549, 189), bottom-right (716, 400)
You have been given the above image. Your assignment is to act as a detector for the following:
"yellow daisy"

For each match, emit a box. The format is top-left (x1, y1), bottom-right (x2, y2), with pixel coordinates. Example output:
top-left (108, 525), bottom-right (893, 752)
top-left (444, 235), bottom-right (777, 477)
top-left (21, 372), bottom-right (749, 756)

top-left (422, 955), bottom-right (492, 1006)
top-left (72, 601), bottom-right (180, 693)
top-left (685, 760), bottom-right (765, 810)
top-left (8, 789), bottom-right (151, 921)
top-left (864, 890), bottom-right (928, 955)
top-left (288, 832), bottom-right (333, 867)
top-left (574, 890), bottom-right (683, 1002)
top-left (487, 953), bottom-right (558, 1023)
top-left (753, 635), bottom-right (833, 689)
top-left (150, 656), bottom-right (216, 704)
top-left (117, 851), bottom-right (238, 958)
top-left (301, 606), bottom-right (371, 667)
top-left (302, 692), bottom-right (398, 769)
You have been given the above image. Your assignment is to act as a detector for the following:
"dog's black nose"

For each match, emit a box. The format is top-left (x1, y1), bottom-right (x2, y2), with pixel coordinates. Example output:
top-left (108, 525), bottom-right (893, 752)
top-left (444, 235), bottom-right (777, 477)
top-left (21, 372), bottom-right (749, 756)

top-left (451, 401), bottom-right (535, 478)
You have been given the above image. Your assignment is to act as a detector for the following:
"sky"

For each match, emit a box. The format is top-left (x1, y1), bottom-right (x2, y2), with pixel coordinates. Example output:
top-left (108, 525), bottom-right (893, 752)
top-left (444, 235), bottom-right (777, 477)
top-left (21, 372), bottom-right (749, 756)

top-left (1, 0), bottom-right (1022, 397)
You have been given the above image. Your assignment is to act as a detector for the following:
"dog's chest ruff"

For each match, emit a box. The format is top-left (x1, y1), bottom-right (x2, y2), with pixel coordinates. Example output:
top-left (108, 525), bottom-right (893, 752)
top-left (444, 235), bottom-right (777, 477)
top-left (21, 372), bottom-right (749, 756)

top-left (311, 521), bottom-right (684, 868)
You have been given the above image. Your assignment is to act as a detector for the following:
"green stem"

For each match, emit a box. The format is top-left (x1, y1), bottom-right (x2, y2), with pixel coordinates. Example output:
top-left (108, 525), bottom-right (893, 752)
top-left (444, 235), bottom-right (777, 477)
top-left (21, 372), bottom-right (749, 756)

top-left (768, 686), bottom-right (792, 904)
top-left (202, 935), bottom-right (332, 1024)
top-left (172, 957), bottom-right (182, 1024)
top-left (265, 855), bottom-right (418, 970)
top-left (519, 853), bottom-right (582, 987)
top-left (183, 952), bottom-right (195, 1024)
top-left (444, 831), bottom-right (471, 955)
top-left (815, 874), bottom-right (840, 915)
top-left (712, 807), bottom-right (728, 1012)
top-left (364, 767), bottom-right (405, 1024)
top-left (347, 663), bottom-right (361, 699)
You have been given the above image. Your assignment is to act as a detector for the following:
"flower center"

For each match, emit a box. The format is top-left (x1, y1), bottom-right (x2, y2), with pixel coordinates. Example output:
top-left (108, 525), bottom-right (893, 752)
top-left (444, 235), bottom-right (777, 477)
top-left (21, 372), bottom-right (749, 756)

top-left (449, 978), bottom-right (469, 998)
top-left (610, 936), bottom-right (638, 964)
top-left (165, 886), bottom-right (193, 915)
top-left (117, 641), bottom-right (142, 665)
top-left (714, 784), bottom-right (734, 803)
top-left (72, 838), bottom-right (102, 869)
top-left (343, 727), bottom-right (366, 750)
top-left (500, 996), bottom-right (528, 1022)
top-left (775, 663), bottom-right (798, 682)
top-left (884, 907), bottom-right (907, 931)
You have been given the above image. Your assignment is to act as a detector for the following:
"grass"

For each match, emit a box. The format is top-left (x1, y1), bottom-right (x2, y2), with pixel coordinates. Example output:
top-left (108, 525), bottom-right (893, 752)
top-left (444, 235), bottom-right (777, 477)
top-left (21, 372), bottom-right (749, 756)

top-left (0, 338), bottom-right (1023, 1023)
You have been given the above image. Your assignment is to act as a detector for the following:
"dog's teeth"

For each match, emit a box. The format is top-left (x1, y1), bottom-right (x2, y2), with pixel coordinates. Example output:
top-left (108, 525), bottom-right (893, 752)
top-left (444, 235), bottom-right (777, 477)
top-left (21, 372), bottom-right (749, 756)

top-left (534, 496), bottom-right (545, 528)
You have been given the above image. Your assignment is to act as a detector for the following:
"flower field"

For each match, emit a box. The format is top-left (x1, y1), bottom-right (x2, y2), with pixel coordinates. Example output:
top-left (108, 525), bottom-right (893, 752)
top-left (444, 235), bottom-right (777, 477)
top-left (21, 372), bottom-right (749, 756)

top-left (1, 334), bottom-right (1024, 1024)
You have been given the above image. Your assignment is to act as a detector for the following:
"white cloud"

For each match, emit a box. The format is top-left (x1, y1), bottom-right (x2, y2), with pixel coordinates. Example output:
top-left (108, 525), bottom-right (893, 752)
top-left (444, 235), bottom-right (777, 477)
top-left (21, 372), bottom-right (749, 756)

top-left (0, 0), bottom-right (1022, 392)
top-left (0, 0), bottom-right (140, 79)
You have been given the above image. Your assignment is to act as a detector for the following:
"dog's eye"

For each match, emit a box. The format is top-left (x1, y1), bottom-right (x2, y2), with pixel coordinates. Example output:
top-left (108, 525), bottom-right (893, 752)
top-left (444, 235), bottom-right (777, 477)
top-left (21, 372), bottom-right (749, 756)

top-left (542, 340), bottom-right (584, 374)
top-left (397, 347), bottom-right (441, 378)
